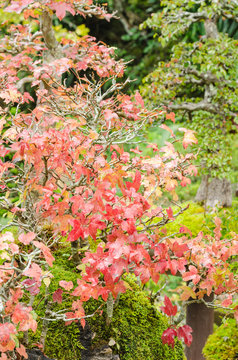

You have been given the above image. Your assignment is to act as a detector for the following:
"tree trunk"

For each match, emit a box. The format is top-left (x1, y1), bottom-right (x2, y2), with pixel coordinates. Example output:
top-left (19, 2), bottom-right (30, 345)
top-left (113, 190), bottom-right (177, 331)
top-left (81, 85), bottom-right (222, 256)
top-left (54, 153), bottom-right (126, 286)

top-left (185, 294), bottom-right (214, 360)
top-left (195, 175), bottom-right (232, 208)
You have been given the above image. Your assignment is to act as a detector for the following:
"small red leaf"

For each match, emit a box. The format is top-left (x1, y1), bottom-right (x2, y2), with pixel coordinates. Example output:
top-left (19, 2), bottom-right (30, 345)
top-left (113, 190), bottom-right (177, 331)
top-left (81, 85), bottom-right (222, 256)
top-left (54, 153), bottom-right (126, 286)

top-left (161, 296), bottom-right (177, 317)
top-left (126, 170), bottom-right (141, 192)
top-left (52, 289), bottom-right (63, 304)
top-left (134, 91), bottom-right (144, 108)
top-left (23, 263), bottom-right (42, 281)
top-left (182, 265), bottom-right (200, 285)
top-left (221, 295), bottom-right (232, 307)
top-left (33, 241), bottom-right (55, 267)
top-left (179, 225), bottom-right (192, 237)
top-left (161, 328), bottom-right (177, 348)
top-left (166, 207), bottom-right (174, 220)
top-left (160, 124), bottom-right (175, 137)
top-left (19, 232), bottom-right (36, 245)
top-left (177, 325), bottom-right (193, 347)
top-left (59, 280), bottom-right (73, 291)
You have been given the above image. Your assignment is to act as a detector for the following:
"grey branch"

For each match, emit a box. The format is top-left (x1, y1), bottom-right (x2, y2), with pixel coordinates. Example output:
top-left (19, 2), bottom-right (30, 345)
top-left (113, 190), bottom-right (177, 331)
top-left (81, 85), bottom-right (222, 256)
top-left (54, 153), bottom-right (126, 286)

top-left (17, 76), bottom-right (34, 91)
top-left (165, 10), bottom-right (207, 25)
top-left (184, 69), bottom-right (219, 84)
top-left (169, 101), bottom-right (219, 114)
top-left (40, 10), bottom-right (63, 60)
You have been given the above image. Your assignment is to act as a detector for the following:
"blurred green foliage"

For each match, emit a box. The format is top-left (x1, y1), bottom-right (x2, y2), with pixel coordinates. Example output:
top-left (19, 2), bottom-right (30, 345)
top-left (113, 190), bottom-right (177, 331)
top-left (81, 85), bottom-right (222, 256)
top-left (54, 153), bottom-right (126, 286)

top-left (203, 318), bottom-right (238, 360)
top-left (164, 201), bottom-right (238, 239)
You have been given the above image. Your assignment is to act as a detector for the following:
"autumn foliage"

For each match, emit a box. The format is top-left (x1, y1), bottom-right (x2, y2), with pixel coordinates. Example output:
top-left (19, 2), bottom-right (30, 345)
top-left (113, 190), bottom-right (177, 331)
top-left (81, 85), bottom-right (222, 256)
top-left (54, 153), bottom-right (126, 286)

top-left (0, 0), bottom-right (237, 358)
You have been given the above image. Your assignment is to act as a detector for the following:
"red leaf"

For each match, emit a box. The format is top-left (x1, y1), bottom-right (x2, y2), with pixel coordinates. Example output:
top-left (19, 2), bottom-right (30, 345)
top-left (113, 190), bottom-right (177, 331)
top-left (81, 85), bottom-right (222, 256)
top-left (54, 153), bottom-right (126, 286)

top-left (179, 225), bottom-right (192, 237)
top-left (166, 207), bottom-right (174, 220)
top-left (161, 328), bottom-right (177, 348)
top-left (0, 323), bottom-right (16, 352)
top-left (182, 265), bottom-right (200, 285)
top-left (200, 278), bottom-right (215, 296)
top-left (67, 219), bottom-right (84, 242)
top-left (170, 241), bottom-right (189, 257)
top-left (59, 280), bottom-right (74, 291)
top-left (50, 2), bottom-right (75, 20)
top-left (126, 170), bottom-right (141, 192)
top-left (221, 295), bottom-right (232, 307)
top-left (104, 109), bottom-right (119, 121)
top-left (0, 353), bottom-right (9, 360)
top-left (33, 241), bottom-right (55, 267)
top-left (177, 325), bottom-right (193, 347)
top-left (52, 289), bottom-right (63, 304)
top-left (22, 279), bottom-right (40, 295)
top-left (214, 217), bottom-right (222, 241)
top-left (180, 176), bottom-right (191, 187)
top-left (81, 318), bottom-right (86, 328)
top-left (12, 303), bottom-right (28, 324)
top-left (23, 263), bottom-right (42, 281)
top-left (5, 0), bottom-right (34, 13)
top-left (161, 296), bottom-right (177, 317)
top-left (19, 231), bottom-right (36, 245)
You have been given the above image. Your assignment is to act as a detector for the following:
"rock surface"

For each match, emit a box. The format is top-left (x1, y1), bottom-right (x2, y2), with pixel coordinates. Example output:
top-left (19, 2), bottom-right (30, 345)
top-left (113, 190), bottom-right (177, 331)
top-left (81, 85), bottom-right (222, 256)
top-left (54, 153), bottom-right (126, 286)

top-left (27, 349), bottom-right (55, 360)
top-left (88, 345), bottom-right (120, 360)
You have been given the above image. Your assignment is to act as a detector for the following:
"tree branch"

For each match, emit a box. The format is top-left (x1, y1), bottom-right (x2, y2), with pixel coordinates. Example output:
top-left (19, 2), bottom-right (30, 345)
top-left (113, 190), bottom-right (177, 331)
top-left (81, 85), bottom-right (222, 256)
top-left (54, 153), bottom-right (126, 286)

top-left (17, 76), bottom-right (34, 91)
top-left (40, 10), bottom-right (62, 59)
top-left (169, 101), bottom-right (219, 114)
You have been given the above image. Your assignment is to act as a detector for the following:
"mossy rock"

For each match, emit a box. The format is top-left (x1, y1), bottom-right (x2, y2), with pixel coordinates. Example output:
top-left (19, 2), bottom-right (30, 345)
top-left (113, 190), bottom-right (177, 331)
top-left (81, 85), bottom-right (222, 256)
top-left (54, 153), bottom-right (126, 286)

top-left (85, 277), bottom-right (185, 360)
top-left (203, 318), bottom-right (238, 360)
top-left (29, 256), bottom-right (185, 360)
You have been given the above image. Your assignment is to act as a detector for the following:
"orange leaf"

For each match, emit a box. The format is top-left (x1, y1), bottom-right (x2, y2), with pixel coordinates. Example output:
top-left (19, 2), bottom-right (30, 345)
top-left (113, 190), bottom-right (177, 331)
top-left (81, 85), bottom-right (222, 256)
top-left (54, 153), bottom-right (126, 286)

top-left (16, 344), bottom-right (28, 359)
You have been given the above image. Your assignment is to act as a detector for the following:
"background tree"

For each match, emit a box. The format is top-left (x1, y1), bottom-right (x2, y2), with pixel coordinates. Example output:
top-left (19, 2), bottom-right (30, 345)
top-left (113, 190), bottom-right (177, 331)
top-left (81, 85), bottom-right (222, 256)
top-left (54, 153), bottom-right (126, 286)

top-left (141, 0), bottom-right (238, 208)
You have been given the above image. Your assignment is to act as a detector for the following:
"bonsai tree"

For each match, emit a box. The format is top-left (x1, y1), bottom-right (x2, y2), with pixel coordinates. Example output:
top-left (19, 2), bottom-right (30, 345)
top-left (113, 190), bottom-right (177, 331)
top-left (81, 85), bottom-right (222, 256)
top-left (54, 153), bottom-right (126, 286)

top-left (142, 0), bottom-right (238, 208)
top-left (0, 1), bottom-right (237, 360)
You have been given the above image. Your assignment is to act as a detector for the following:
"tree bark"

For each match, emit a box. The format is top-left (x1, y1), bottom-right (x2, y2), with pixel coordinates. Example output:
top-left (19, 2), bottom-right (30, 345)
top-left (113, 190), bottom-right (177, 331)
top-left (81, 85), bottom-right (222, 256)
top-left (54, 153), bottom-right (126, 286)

top-left (195, 175), bottom-right (232, 208)
top-left (185, 294), bottom-right (214, 360)
top-left (194, 19), bottom-right (232, 209)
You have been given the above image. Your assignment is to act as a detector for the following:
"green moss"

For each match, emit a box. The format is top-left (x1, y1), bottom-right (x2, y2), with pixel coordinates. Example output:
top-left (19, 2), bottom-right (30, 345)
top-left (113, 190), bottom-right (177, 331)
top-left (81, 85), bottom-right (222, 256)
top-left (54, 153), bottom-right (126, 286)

top-left (85, 277), bottom-right (185, 360)
top-left (164, 201), bottom-right (238, 239)
top-left (29, 264), bottom-right (185, 360)
top-left (28, 248), bottom-right (82, 360)
top-left (29, 318), bottom-right (83, 360)
top-left (165, 202), bottom-right (206, 237)
top-left (45, 321), bottom-right (84, 360)
top-left (203, 318), bottom-right (238, 360)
